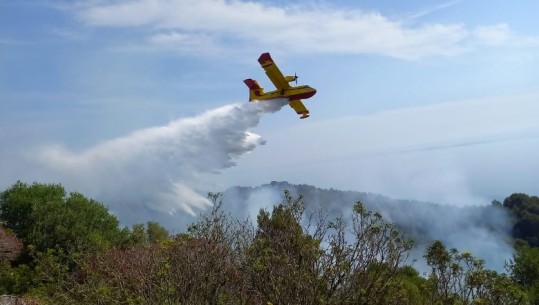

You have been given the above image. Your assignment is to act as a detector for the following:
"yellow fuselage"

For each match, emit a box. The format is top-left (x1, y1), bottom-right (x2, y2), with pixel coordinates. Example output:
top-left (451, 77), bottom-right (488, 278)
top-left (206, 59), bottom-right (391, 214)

top-left (250, 85), bottom-right (317, 102)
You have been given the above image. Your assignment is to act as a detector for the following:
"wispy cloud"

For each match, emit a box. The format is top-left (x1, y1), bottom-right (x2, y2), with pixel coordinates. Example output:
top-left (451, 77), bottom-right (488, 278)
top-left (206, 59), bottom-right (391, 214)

top-left (401, 0), bottom-right (465, 22)
top-left (473, 23), bottom-right (539, 48)
top-left (146, 31), bottom-right (219, 54)
top-left (288, 93), bottom-right (539, 160)
top-left (72, 0), bottom-right (475, 59)
top-left (473, 23), bottom-right (511, 46)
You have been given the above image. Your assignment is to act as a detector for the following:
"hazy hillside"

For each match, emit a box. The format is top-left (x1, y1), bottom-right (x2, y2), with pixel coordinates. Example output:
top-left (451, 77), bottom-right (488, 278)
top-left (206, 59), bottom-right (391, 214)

top-left (223, 181), bottom-right (514, 271)
top-left (3, 181), bottom-right (531, 304)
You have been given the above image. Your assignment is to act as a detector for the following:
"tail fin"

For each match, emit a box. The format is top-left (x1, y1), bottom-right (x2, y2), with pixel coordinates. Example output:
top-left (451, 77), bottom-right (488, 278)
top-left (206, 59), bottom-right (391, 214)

top-left (243, 79), bottom-right (264, 101)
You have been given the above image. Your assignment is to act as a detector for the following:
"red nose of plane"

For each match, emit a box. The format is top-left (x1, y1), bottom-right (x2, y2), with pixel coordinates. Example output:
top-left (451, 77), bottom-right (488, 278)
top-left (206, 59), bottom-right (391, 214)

top-left (290, 88), bottom-right (316, 100)
top-left (305, 88), bottom-right (317, 99)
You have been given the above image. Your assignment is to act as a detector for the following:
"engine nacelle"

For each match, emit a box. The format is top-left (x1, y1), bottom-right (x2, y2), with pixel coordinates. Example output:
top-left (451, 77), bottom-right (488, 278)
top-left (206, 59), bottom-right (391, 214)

top-left (285, 75), bottom-right (298, 82)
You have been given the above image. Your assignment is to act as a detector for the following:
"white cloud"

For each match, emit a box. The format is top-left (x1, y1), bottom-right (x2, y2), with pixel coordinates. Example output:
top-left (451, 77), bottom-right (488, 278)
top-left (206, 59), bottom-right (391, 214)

top-left (147, 31), bottom-right (218, 53)
top-left (473, 23), bottom-right (511, 46)
top-left (74, 0), bottom-right (473, 59)
top-left (472, 23), bottom-right (539, 51)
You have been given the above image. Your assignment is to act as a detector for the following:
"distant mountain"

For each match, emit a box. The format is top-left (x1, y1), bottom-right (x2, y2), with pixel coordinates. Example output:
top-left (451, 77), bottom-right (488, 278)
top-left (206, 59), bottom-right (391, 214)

top-left (222, 181), bottom-right (514, 271)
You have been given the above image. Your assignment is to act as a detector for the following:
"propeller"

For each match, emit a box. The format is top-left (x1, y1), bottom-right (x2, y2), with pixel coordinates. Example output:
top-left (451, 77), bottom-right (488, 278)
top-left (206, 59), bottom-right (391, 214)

top-left (294, 72), bottom-right (298, 84)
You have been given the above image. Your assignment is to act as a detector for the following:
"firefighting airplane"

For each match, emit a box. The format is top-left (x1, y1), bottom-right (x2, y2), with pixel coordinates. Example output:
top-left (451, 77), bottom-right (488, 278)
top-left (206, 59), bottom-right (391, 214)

top-left (244, 53), bottom-right (316, 119)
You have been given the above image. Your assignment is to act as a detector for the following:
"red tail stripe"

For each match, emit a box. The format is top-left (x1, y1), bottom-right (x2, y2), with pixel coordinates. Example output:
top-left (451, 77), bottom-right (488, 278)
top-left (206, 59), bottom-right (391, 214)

top-left (243, 79), bottom-right (261, 90)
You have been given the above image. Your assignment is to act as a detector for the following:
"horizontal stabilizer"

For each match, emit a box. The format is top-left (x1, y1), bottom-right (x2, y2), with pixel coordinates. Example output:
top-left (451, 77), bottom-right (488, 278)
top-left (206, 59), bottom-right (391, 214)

top-left (244, 79), bottom-right (264, 101)
top-left (243, 79), bottom-right (261, 90)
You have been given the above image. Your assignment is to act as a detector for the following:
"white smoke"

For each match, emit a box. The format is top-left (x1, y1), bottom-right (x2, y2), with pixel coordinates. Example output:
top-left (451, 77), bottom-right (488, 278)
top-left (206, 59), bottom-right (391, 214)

top-left (223, 182), bottom-right (514, 272)
top-left (38, 100), bottom-right (288, 223)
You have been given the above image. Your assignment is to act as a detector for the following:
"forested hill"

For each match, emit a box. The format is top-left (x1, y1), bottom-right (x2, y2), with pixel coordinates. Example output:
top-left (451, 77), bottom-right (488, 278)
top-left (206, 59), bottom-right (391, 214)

top-left (500, 193), bottom-right (539, 247)
top-left (2, 181), bottom-right (539, 304)
top-left (223, 181), bottom-right (514, 271)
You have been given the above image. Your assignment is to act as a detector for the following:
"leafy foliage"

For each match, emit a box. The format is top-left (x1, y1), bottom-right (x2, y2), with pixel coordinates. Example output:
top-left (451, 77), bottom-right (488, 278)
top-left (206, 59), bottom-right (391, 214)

top-left (0, 182), bottom-right (534, 304)
top-left (127, 221), bottom-right (169, 245)
top-left (503, 193), bottom-right (539, 247)
top-left (508, 246), bottom-right (539, 304)
top-left (0, 181), bottom-right (129, 297)
top-left (425, 240), bottom-right (527, 305)
top-left (246, 191), bottom-right (324, 304)
top-left (0, 181), bottom-right (128, 254)
top-left (314, 201), bottom-right (415, 305)
top-left (0, 226), bottom-right (23, 262)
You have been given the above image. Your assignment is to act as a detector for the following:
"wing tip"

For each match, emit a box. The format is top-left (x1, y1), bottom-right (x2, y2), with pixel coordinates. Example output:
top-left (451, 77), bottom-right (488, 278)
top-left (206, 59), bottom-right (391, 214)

top-left (299, 111), bottom-right (310, 119)
top-left (258, 52), bottom-right (273, 65)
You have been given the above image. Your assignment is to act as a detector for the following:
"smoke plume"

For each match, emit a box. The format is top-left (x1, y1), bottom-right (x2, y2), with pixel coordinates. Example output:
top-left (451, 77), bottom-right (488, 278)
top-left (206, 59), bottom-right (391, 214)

top-left (38, 100), bottom-right (288, 225)
top-left (223, 182), bottom-right (514, 272)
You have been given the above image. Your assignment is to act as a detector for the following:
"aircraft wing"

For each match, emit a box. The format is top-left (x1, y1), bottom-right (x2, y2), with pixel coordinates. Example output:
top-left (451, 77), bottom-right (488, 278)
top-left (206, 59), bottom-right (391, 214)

top-left (258, 53), bottom-right (291, 90)
top-left (289, 99), bottom-right (310, 119)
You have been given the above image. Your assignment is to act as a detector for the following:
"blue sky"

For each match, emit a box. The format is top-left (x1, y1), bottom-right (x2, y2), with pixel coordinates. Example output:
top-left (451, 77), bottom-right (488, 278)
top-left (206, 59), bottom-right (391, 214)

top-left (1, 0), bottom-right (539, 222)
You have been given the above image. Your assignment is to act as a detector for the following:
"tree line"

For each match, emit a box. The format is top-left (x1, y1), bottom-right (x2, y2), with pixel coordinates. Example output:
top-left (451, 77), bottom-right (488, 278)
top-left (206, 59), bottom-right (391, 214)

top-left (0, 181), bottom-right (538, 304)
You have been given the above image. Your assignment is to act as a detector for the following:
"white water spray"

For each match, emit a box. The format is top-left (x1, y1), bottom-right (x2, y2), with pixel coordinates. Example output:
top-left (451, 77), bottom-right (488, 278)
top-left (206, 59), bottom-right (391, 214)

top-left (39, 100), bottom-right (288, 220)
